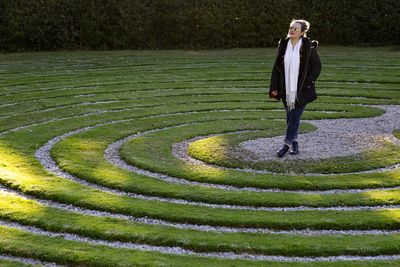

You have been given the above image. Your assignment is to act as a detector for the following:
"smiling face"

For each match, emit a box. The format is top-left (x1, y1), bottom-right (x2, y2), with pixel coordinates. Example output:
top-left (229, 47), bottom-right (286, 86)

top-left (288, 22), bottom-right (304, 38)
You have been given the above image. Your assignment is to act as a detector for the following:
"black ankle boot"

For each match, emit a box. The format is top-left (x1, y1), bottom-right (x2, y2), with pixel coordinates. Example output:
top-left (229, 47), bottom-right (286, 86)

top-left (290, 141), bottom-right (299, 155)
top-left (277, 145), bottom-right (290, 158)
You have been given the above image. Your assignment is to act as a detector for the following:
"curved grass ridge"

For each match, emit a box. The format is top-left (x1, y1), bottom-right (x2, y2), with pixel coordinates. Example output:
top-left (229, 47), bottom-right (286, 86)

top-left (46, 119), bottom-right (400, 209)
top-left (0, 48), bottom-right (400, 265)
top-left (0, 255), bottom-right (50, 267)
top-left (176, 131), bottom-right (400, 177)
top-left (186, 108), bottom-right (400, 174)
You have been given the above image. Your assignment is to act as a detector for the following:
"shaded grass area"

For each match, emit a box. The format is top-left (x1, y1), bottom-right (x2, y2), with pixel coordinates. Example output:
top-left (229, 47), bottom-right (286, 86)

top-left (3, 225), bottom-right (400, 267)
top-left (0, 47), bottom-right (399, 264)
top-left (4, 191), bottom-right (400, 257)
top-left (188, 132), bottom-right (400, 174)
top-left (49, 112), bottom-right (400, 208)
top-left (2, 138), bottom-right (400, 230)
top-left (117, 112), bottom-right (400, 190)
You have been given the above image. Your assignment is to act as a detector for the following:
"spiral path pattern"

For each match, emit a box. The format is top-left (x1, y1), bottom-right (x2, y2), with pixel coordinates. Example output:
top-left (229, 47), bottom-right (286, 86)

top-left (1, 48), bottom-right (400, 266)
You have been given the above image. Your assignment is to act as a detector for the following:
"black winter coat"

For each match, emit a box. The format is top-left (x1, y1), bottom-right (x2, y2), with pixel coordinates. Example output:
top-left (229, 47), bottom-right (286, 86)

top-left (269, 37), bottom-right (322, 108)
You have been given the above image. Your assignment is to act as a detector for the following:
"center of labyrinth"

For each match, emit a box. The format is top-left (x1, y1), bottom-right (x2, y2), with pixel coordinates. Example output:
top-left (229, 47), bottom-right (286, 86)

top-left (177, 105), bottom-right (400, 175)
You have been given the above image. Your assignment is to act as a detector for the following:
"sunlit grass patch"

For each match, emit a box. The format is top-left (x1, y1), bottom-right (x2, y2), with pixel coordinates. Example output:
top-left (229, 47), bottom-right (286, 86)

top-left (0, 47), bottom-right (399, 264)
top-left (188, 134), bottom-right (400, 174)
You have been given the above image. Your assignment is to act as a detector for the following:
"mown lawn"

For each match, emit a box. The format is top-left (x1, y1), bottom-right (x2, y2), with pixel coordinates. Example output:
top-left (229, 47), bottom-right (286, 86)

top-left (0, 47), bottom-right (399, 266)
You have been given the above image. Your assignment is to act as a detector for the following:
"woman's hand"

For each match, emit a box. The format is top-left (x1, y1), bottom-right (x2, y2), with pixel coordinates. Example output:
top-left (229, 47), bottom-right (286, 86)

top-left (269, 90), bottom-right (278, 99)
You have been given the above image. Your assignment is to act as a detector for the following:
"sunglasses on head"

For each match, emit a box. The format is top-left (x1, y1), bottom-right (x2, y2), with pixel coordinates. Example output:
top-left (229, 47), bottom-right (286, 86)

top-left (289, 26), bottom-right (301, 32)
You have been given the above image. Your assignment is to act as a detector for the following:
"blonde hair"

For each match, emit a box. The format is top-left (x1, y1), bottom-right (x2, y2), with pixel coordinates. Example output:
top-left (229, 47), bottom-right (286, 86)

top-left (287, 19), bottom-right (310, 37)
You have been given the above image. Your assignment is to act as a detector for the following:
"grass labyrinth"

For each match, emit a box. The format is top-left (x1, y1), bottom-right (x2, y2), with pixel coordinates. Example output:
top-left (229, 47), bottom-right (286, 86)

top-left (0, 47), bottom-right (400, 266)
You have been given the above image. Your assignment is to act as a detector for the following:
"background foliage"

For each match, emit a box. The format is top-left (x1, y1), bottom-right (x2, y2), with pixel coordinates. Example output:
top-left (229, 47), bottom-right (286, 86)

top-left (0, 0), bottom-right (399, 51)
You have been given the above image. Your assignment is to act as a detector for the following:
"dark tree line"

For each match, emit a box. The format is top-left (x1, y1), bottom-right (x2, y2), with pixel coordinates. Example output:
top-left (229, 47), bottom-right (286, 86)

top-left (0, 0), bottom-right (399, 52)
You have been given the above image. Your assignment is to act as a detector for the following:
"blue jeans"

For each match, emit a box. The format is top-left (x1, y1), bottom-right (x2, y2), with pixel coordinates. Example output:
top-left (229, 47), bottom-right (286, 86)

top-left (284, 105), bottom-right (305, 146)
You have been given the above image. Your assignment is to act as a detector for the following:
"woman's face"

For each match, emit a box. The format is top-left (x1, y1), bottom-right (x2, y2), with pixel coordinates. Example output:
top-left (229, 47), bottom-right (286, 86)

top-left (288, 22), bottom-right (303, 38)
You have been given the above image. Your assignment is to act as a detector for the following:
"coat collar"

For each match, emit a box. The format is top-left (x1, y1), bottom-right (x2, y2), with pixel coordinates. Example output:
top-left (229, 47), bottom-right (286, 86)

top-left (275, 37), bottom-right (312, 69)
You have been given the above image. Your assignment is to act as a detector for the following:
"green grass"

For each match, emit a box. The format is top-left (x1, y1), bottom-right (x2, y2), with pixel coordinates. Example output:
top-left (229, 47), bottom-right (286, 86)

top-left (188, 131), bottom-right (400, 174)
top-left (118, 117), bottom-right (400, 190)
top-left (0, 259), bottom-right (37, 267)
top-left (0, 47), bottom-right (400, 266)
top-left (4, 191), bottom-right (400, 257)
top-left (3, 225), bottom-right (400, 267)
top-left (50, 116), bottom-right (400, 208)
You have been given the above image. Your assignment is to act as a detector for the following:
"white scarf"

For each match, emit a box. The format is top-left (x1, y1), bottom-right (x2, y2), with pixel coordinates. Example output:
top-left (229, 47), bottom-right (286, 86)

top-left (284, 38), bottom-right (302, 110)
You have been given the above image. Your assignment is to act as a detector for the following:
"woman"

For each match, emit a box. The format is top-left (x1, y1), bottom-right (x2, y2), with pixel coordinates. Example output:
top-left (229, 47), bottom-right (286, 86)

top-left (269, 19), bottom-right (322, 157)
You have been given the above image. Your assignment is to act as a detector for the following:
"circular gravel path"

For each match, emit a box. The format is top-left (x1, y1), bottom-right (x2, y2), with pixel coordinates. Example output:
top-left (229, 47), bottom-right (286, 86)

top-left (240, 105), bottom-right (400, 161)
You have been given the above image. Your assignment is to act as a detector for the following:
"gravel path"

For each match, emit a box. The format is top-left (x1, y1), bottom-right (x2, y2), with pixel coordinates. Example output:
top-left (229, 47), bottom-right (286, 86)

top-left (4, 185), bottom-right (400, 236)
top-left (33, 104), bottom-right (400, 202)
top-left (4, 104), bottom-right (400, 262)
top-left (3, 219), bottom-right (400, 262)
top-left (173, 134), bottom-right (400, 176)
top-left (0, 254), bottom-right (62, 267)
top-left (241, 105), bottom-right (400, 161)
top-left (106, 122), bottom-right (400, 193)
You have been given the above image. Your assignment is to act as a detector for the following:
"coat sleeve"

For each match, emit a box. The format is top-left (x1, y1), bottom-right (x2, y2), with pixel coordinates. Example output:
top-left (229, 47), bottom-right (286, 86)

top-left (306, 46), bottom-right (322, 84)
top-left (269, 63), bottom-right (279, 92)
top-left (269, 40), bottom-right (281, 93)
